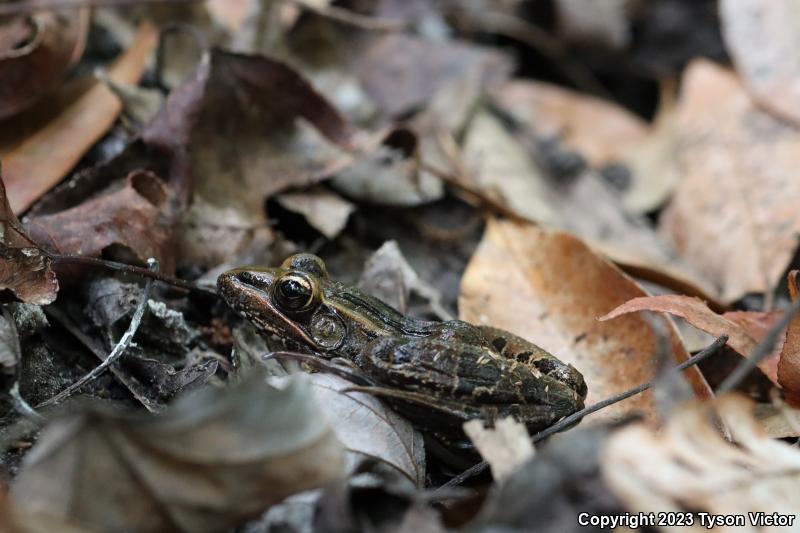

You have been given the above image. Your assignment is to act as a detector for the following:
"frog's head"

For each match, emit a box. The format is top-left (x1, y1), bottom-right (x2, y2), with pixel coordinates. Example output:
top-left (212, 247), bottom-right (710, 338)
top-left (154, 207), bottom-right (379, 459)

top-left (218, 253), bottom-right (350, 353)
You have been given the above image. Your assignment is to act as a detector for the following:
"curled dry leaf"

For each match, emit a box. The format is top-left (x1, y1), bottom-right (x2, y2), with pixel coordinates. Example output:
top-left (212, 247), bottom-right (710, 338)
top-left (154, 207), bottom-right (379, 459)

top-left (275, 187), bottom-right (355, 239)
top-left (659, 59), bottom-right (800, 303)
top-left (305, 373), bottom-right (426, 487)
top-left (603, 395), bottom-right (800, 530)
top-left (12, 375), bottom-right (345, 533)
top-left (720, 0), bottom-right (800, 125)
top-left (27, 170), bottom-right (179, 273)
top-left (778, 270), bottom-right (800, 406)
top-left (458, 218), bottom-right (711, 423)
top-left (0, 173), bottom-right (58, 305)
top-left (0, 6), bottom-right (89, 119)
top-left (602, 294), bottom-right (792, 385)
top-left (1, 20), bottom-right (157, 213)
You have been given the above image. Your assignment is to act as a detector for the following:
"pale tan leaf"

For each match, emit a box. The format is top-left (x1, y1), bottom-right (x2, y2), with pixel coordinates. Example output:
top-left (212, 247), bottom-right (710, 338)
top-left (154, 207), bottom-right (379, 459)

top-left (275, 187), bottom-right (355, 239)
top-left (458, 218), bottom-right (711, 423)
top-left (603, 395), bottom-right (800, 531)
top-left (463, 417), bottom-right (534, 482)
top-left (720, 0), bottom-right (800, 124)
top-left (659, 59), bottom-right (800, 303)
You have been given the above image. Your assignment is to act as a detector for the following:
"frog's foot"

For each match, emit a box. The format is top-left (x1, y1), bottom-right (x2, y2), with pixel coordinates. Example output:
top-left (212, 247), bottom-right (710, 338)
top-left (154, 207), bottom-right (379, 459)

top-left (263, 351), bottom-right (373, 386)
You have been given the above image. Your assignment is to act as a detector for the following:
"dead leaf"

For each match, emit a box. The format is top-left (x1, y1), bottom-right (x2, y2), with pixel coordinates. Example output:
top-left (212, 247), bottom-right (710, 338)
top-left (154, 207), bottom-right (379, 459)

top-left (177, 49), bottom-right (358, 267)
top-left (0, 171), bottom-right (58, 305)
top-left (492, 80), bottom-right (648, 168)
top-left (357, 240), bottom-right (453, 321)
top-left (0, 6), bottom-right (89, 119)
top-left (27, 170), bottom-right (179, 273)
top-left (459, 218), bottom-right (711, 423)
top-left (601, 294), bottom-right (790, 385)
top-left (659, 59), bottom-right (800, 303)
top-left (354, 34), bottom-right (511, 120)
top-left (778, 270), bottom-right (800, 406)
top-left (603, 395), bottom-right (800, 530)
top-left (305, 373), bottom-right (426, 487)
top-left (275, 187), bottom-right (355, 239)
top-left (753, 400), bottom-right (800, 439)
top-left (460, 108), bottom-right (719, 305)
top-left (463, 417), bottom-right (534, 483)
top-left (720, 0), bottom-right (800, 125)
top-left (1, 20), bottom-right (157, 213)
top-left (12, 375), bottom-right (345, 533)
top-left (555, 0), bottom-right (630, 50)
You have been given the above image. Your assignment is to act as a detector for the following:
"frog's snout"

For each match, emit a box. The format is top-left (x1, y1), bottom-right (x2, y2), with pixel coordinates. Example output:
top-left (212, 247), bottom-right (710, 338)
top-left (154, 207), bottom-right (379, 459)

top-left (533, 358), bottom-right (587, 401)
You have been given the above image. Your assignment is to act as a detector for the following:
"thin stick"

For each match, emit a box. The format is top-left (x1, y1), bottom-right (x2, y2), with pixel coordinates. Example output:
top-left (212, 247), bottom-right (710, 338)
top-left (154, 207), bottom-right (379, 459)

top-left (0, 0), bottom-right (205, 16)
top-left (717, 291), bottom-right (800, 394)
top-left (36, 258), bottom-right (159, 408)
top-left (48, 253), bottom-right (217, 296)
top-left (438, 335), bottom-right (730, 489)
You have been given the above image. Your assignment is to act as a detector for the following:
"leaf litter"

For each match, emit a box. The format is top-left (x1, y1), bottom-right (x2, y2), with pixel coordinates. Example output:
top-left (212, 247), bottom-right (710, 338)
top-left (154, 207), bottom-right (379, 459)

top-left (3, 1), bottom-right (800, 531)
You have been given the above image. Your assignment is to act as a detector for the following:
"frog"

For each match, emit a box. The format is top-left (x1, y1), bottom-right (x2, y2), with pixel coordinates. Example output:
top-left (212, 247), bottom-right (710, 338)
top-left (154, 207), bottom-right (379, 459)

top-left (218, 253), bottom-right (587, 452)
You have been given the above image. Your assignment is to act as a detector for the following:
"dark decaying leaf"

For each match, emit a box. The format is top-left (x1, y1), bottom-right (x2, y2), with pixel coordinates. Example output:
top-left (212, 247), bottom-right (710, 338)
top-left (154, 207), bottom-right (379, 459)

top-left (177, 49), bottom-right (359, 267)
top-left (0, 7), bottom-right (88, 119)
top-left (0, 172), bottom-right (58, 305)
top-left (12, 375), bottom-right (345, 533)
top-left (27, 170), bottom-right (180, 273)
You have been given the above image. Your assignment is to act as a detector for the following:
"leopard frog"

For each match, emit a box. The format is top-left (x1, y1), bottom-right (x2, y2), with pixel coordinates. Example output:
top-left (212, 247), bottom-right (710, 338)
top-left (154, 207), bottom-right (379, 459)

top-left (218, 253), bottom-right (587, 445)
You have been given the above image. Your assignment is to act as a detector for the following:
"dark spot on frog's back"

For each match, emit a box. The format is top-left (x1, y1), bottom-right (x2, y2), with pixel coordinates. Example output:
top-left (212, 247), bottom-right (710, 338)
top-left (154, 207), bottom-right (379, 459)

top-left (491, 337), bottom-right (507, 352)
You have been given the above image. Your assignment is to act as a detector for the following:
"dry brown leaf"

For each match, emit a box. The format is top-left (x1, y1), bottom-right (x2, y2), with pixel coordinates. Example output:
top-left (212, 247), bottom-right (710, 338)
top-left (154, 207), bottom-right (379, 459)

top-left (603, 395), bottom-right (800, 531)
top-left (1, 20), bottom-right (157, 213)
top-left (492, 80), bottom-right (648, 168)
top-left (0, 172), bottom-right (57, 305)
top-left (601, 295), bottom-right (788, 385)
top-left (27, 170), bottom-right (179, 273)
top-left (275, 187), bottom-right (355, 239)
top-left (0, 6), bottom-right (89, 119)
top-left (778, 270), bottom-right (800, 406)
top-left (458, 218), bottom-right (711, 423)
top-left (659, 59), bottom-right (800, 303)
top-left (555, 0), bottom-right (630, 50)
top-left (720, 0), bottom-right (800, 125)
top-left (460, 109), bottom-right (719, 305)
top-left (12, 375), bottom-right (345, 533)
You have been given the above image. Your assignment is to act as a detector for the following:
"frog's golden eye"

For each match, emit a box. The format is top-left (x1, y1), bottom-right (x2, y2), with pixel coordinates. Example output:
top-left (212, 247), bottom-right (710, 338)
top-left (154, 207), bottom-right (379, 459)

top-left (273, 274), bottom-right (315, 312)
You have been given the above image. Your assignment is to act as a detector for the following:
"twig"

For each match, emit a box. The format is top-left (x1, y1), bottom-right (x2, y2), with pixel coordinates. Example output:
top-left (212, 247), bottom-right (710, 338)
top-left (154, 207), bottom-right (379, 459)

top-left (716, 289), bottom-right (800, 394)
top-left (0, 0), bottom-right (205, 16)
top-left (9, 382), bottom-right (44, 422)
top-left (48, 253), bottom-right (217, 296)
top-left (438, 335), bottom-right (730, 489)
top-left (36, 258), bottom-right (159, 409)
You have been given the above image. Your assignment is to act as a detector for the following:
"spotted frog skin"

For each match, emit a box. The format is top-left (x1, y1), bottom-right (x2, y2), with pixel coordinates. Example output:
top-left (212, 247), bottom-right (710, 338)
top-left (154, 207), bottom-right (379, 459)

top-left (218, 253), bottom-right (587, 443)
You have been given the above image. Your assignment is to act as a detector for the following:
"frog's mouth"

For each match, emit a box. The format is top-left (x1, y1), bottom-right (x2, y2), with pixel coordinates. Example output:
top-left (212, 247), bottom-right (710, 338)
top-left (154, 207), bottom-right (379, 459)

top-left (217, 270), bottom-right (318, 348)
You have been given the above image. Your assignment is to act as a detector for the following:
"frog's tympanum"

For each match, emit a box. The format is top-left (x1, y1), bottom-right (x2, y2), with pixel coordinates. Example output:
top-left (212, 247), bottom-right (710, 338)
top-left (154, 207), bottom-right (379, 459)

top-left (218, 253), bottom-right (587, 449)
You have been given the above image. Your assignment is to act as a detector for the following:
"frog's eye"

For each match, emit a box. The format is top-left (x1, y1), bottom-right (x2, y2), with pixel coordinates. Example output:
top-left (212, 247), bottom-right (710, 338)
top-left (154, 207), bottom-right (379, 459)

top-left (273, 274), bottom-right (315, 312)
